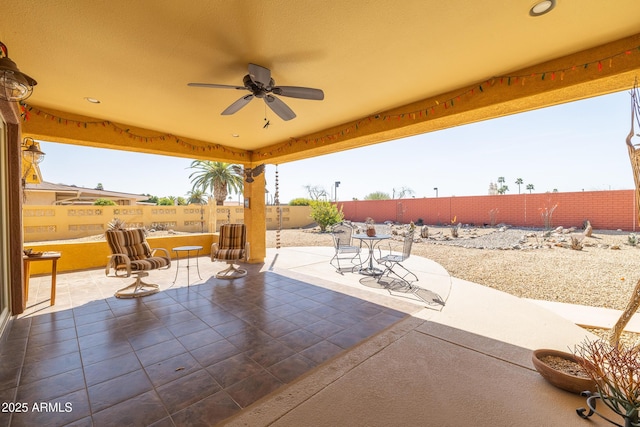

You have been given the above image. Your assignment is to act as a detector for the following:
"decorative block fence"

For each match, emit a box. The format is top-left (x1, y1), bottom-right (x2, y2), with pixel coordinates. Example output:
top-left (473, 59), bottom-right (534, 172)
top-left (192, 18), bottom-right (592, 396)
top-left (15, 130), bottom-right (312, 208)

top-left (337, 190), bottom-right (639, 231)
top-left (23, 204), bottom-right (313, 242)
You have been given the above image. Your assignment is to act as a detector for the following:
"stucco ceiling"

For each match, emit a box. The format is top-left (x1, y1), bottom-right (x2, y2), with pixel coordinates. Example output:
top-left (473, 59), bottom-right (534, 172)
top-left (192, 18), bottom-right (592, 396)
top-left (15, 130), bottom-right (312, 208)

top-left (3, 1), bottom-right (640, 157)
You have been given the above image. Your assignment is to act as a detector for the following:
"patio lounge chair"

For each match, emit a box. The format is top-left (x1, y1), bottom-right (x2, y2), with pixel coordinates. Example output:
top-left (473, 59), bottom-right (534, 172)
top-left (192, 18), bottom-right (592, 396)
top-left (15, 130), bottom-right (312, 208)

top-left (376, 229), bottom-right (418, 288)
top-left (330, 223), bottom-right (362, 273)
top-left (105, 228), bottom-right (171, 298)
top-left (211, 223), bottom-right (250, 279)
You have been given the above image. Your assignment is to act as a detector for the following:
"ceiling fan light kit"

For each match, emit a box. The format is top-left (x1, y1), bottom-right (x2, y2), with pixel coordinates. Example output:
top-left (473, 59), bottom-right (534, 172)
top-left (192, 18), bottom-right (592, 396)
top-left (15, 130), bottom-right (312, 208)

top-left (189, 63), bottom-right (323, 121)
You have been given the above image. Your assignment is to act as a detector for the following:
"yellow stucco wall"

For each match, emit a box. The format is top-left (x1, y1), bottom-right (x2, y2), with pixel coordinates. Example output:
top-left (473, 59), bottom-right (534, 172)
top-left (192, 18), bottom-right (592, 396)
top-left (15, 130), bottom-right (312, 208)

top-left (23, 204), bottom-right (313, 242)
top-left (24, 233), bottom-right (217, 275)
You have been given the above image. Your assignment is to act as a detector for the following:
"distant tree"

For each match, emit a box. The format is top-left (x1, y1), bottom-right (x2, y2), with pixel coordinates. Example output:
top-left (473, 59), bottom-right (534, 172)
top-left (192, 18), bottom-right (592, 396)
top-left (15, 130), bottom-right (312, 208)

top-left (186, 189), bottom-right (208, 232)
top-left (393, 186), bottom-right (415, 199)
top-left (496, 178), bottom-right (509, 194)
top-left (157, 197), bottom-right (175, 205)
top-left (289, 198), bottom-right (312, 206)
top-left (93, 198), bottom-right (115, 206)
top-left (304, 185), bottom-right (328, 200)
top-left (526, 183), bottom-right (535, 194)
top-left (364, 191), bottom-right (391, 200)
top-left (141, 194), bottom-right (158, 204)
top-left (186, 189), bottom-right (208, 205)
top-left (189, 160), bottom-right (243, 206)
top-left (515, 178), bottom-right (524, 194)
top-left (553, 188), bottom-right (558, 193)
top-left (176, 197), bottom-right (187, 206)
top-left (95, 183), bottom-right (104, 190)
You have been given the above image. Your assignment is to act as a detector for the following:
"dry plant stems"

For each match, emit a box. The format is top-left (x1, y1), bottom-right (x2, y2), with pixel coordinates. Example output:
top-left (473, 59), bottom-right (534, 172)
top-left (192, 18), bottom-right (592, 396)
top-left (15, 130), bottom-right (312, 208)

top-left (488, 208), bottom-right (499, 227)
top-left (575, 339), bottom-right (640, 422)
top-left (450, 216), bottom-right (459, 238)
top-left (539, 203), bottom-right (558, 229)
top-left (571, 235), bottom-right (584, 251)
top-left (107, 218), bottom-right (126, 230)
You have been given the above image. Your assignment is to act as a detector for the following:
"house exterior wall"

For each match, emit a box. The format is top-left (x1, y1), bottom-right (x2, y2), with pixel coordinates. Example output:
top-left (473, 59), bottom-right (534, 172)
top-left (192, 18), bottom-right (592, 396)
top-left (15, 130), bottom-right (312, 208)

top-left (338, 190), bottom-right (639, 231)
top-left (24, 192), bottom-right (55, 205)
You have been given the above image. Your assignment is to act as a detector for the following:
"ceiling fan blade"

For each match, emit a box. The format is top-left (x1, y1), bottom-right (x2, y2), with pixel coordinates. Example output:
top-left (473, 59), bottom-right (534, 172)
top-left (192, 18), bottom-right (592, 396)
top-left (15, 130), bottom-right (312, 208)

top-left (248, 63), bottom-right (271, 87)
top-left (264, 95), bottom-right (296, 121)
top-left (188, 82), bottom-right (246, 90)
top-left (272, 86), bottom-right (324, 100)
top-left (221, 94), bottom-right (254, 115)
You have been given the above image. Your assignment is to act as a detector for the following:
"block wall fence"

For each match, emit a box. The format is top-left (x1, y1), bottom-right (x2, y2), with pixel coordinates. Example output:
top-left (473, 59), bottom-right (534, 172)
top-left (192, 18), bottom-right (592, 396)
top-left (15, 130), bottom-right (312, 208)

top-left (337, 190), bottom-right (640, 231)
top-left (23, 205), bottom-right (313, 243)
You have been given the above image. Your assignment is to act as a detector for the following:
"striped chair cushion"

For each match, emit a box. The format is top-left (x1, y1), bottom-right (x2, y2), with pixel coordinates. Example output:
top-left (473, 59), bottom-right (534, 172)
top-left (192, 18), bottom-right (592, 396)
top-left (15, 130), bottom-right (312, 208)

top-left (129, 257), bottom-right (170, 271)
top-left (215, 224), bottom-right (246, 261)
top-left (215, 248), bottom-right (245, 260)
top-left (105, 228), bottom-right (170, 271)
top-left (106, 228), bottom-right (152, 260)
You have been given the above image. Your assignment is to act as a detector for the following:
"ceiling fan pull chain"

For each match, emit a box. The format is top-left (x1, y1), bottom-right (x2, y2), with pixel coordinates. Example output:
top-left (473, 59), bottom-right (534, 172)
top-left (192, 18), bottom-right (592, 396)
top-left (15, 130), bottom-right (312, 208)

top-left (263, 103), bottom-right (270, 128)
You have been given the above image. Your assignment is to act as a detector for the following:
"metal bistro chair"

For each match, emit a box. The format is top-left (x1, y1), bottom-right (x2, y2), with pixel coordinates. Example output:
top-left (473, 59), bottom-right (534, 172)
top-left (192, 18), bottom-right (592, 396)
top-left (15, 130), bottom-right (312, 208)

top-left (211, 224), bottom-right (250, 279)
top-left (376, 229), bottom-right (418, 288)
top-left (330, 223), bottom-right (362, 273)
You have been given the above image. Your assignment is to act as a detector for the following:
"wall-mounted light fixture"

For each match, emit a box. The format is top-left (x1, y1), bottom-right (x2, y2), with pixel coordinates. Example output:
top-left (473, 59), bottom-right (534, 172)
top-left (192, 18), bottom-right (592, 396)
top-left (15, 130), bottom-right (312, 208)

top-left (0, 41), bottom-right (37, 101)
top-left (22, 137), bottom-right (45, 165)
top-left (21, 137), bottom-right (45, 189)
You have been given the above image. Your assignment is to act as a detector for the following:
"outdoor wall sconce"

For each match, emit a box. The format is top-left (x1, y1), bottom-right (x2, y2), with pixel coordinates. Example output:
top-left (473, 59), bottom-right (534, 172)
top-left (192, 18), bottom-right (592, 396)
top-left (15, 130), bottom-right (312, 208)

top-left (0, 41), bottom-right (37, 101)
top-left (21, 137), bottom-right (45, 188)
top-left (22, 137), bottom-right (45, 165)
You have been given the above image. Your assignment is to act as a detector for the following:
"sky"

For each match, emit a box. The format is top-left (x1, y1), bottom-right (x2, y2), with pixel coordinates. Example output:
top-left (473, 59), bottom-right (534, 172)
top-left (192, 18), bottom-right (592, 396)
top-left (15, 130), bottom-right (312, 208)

top-left (37, 90), bottom-right (638, 203)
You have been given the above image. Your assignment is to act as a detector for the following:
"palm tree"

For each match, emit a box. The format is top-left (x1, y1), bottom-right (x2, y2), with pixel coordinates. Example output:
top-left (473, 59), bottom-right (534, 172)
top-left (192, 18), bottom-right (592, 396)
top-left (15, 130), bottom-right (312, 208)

top-left (187, 189), bottom-right (209, 232)
top-left (515, 178), bottom-right (524, 194)
top-left (186, 189), bottom-right (208, 205)
top-left (189, 161), bottom-right (243, 206)
top-left (526, 183), bottom-right (535, 194)
top-left (497, 177), bottom-right (508, 195)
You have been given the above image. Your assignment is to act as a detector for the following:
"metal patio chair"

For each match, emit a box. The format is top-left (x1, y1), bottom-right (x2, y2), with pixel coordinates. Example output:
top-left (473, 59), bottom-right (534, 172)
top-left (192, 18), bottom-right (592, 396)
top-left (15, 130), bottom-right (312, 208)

top-left (330, 223), bottom-right (362, 273)
top-left (376, 229), bottom-right (418, 288)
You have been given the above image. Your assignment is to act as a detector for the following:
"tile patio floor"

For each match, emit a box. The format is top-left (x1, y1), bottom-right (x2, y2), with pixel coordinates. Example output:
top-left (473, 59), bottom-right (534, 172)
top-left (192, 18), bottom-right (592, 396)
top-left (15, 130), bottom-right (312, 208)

top-left (0, 246), bottom-right (625, 426)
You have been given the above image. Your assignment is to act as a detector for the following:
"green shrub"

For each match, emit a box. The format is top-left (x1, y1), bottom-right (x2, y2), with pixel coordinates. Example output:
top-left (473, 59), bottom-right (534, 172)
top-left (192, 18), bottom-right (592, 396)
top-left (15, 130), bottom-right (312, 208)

top-left (309, 200), bottom-right (344, 232)
top-left (93, 198), bottom-right (116, 206)
top-left (289, 198), bottom-right (312, 206)
top-left (157, 197), bottom-right (176, 205)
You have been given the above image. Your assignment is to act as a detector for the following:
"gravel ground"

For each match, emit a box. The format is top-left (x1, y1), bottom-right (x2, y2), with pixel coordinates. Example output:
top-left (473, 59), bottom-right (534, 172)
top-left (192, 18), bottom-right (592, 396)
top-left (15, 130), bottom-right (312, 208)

top-left (266, 224), bottom-right (640, 312)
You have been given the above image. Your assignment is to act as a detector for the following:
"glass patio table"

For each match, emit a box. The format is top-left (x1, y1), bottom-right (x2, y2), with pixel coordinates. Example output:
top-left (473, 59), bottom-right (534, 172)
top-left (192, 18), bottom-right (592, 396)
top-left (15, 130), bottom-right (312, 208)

top-left (352, 233), bottom-right (391, 276)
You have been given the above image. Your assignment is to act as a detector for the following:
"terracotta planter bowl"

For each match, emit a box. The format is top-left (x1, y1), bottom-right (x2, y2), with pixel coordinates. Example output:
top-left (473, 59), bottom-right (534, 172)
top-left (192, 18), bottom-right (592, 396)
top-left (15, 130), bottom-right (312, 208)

top-left (532, 349), bottom-right (597, 394)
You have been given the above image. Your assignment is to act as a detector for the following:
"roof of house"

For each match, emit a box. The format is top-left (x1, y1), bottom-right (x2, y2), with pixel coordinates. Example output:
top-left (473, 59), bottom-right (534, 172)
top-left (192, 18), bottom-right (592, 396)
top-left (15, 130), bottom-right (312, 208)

top-left (25, 182), bottom-right (148, 201)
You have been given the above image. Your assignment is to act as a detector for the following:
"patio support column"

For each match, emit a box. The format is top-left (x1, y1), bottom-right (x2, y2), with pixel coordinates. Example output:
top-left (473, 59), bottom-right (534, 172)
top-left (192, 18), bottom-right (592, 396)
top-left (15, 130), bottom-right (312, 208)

top-left (243, 170), bottom-right (266, 263)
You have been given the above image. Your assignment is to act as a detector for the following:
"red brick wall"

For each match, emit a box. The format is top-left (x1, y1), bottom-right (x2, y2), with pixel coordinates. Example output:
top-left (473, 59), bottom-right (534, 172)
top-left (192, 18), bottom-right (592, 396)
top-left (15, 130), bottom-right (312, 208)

top-left (337, 190), bottom-right (639, 231)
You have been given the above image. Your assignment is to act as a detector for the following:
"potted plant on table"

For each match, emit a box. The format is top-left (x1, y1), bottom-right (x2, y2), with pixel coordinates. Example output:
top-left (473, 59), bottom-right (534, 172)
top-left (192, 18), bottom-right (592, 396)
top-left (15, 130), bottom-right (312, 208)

top-left (365, 217), bottom-right (376, 237)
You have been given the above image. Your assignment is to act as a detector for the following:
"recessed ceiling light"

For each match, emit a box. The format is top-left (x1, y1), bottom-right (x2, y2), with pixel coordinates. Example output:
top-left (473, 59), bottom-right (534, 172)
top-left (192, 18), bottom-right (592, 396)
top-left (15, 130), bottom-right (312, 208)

top-left (529, 0), bottom-right (556, 16)
top-left (84, 97), bottom-right (101, 104)
top-left (232, 134), bottom-right (240, 138)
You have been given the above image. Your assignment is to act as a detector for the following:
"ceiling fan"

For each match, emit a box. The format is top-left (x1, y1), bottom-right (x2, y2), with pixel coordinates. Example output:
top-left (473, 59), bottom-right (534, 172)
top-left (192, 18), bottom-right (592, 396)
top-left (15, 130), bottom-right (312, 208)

top-left (188, 63), bottom-right (324, 121)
